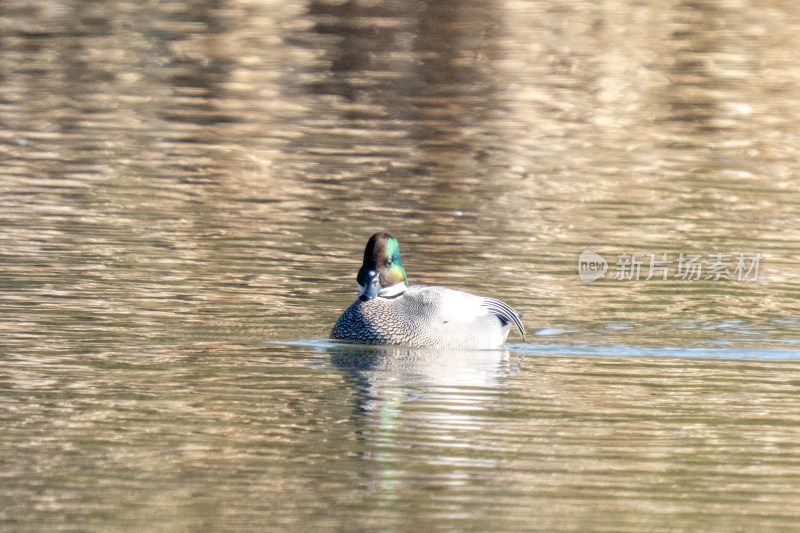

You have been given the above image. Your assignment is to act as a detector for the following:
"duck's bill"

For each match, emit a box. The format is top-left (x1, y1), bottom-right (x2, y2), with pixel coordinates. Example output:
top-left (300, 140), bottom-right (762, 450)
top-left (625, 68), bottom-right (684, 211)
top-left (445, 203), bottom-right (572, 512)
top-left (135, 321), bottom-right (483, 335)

top-left (358, 269), bottom-right (381, 301)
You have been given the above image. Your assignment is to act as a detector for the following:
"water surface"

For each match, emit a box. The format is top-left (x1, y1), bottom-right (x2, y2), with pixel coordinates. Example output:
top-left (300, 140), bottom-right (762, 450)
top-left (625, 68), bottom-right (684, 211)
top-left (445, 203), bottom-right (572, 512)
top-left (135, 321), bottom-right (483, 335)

top-left (1, 0), bottom-right (800, 530)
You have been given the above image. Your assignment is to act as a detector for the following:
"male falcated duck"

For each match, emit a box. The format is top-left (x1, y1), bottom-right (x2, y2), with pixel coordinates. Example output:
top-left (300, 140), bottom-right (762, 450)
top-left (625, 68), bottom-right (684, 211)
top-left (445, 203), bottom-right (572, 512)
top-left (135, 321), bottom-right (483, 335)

top-left (331, 232), bottom-right (526, 349)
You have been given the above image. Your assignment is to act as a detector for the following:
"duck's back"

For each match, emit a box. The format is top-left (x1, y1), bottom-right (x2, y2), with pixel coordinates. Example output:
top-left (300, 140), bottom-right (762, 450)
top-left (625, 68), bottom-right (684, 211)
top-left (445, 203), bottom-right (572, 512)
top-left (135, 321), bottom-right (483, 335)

top-left (331, 285), bottom-right (512, 349)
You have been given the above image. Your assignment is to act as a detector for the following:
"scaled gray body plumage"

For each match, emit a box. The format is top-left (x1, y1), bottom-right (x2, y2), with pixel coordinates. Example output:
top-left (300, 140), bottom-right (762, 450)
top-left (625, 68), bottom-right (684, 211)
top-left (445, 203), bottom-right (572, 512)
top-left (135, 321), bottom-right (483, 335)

top-left (332, 286), bottom-right (523, 350)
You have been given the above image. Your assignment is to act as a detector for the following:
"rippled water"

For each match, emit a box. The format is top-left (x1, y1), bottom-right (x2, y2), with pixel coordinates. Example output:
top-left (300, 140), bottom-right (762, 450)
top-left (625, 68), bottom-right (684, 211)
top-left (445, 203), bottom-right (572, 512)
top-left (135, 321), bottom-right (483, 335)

top-left (2, 0), bottom-right (800, 530)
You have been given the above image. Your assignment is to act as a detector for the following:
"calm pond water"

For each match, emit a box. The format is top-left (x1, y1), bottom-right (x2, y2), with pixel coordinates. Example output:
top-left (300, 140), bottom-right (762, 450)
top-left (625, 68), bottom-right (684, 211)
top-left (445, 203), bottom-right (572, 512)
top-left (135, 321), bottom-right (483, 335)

top-left (2, 0), bottom-right (800, 530)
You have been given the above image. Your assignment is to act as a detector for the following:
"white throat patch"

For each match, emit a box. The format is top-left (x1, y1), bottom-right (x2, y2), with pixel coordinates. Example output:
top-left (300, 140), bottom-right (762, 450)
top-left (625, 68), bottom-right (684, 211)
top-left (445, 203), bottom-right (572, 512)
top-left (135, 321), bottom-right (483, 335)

top-left (378, 281), bottom-right (408, 298)
top-left (357, 280), bottom-right (408, 299)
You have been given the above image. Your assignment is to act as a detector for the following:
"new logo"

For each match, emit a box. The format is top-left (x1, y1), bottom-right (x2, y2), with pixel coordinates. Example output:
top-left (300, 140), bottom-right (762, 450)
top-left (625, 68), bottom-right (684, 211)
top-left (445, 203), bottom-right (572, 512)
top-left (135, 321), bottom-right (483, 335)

top-left (578, 251), bottom-right (607, 282)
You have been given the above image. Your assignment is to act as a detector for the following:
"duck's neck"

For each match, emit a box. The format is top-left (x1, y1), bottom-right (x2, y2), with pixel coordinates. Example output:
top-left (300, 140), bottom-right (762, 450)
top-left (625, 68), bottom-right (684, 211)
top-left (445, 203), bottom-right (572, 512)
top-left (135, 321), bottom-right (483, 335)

top-left (378, 281), bottom-right (408, 298)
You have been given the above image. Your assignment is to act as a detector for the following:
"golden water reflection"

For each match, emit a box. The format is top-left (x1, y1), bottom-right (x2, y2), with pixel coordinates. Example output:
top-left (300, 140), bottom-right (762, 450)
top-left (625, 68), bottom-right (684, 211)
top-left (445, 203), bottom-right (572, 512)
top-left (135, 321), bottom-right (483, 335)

top-left (1, 0), bottom-right (800, 530)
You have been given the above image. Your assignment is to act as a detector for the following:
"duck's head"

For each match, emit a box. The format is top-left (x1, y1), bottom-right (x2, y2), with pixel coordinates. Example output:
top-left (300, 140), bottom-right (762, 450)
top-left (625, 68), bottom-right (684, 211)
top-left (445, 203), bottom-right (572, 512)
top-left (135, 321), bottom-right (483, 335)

top-left (357, 232), bottom-right (409, 301)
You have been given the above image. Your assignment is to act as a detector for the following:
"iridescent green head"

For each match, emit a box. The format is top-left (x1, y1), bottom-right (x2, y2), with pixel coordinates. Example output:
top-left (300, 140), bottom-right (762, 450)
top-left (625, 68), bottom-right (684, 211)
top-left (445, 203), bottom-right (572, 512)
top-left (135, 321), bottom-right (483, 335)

top-left (356, 232), bottom-right (409, 301)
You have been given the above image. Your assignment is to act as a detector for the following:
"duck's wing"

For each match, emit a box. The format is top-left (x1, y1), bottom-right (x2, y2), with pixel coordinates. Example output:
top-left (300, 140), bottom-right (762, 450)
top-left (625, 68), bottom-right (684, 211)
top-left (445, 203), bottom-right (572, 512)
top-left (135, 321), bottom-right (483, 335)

top-left (481, 297), bottom-right (527, 342)
top-left (412, 286), bottom-right (527, 342)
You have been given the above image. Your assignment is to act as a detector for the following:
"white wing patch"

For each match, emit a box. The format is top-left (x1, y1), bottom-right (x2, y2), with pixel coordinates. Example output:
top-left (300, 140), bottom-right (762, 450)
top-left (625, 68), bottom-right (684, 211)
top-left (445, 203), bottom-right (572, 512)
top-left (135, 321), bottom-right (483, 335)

top-left (414, 286), bottom-right (490, 322)
top-left (411, 286), bottom-right (526, 341)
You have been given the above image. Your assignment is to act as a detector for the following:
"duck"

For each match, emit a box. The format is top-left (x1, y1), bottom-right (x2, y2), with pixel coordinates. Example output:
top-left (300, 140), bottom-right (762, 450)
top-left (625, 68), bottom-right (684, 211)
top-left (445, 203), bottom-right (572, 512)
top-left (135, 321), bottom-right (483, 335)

top-left (331, 232), bottom-right (526, 349)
